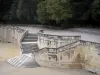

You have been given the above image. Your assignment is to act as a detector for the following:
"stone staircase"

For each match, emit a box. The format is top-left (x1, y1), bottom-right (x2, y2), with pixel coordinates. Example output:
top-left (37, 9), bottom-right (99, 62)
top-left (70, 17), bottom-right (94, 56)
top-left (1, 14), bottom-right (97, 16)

top-left (7, 32), bottom-right (39, 67)
top-left (7, 32), bottom-right (82, 68)
top-left (7, 54), bottom-right (33, 67)
top-left (21, 44), bottom-right (39, 54)
top-left (21, 33), bottom-right (39, 54)
top-left (35, 40), bottom-right (81, 68)
top-left (21, 33), bottom-right (38, 44)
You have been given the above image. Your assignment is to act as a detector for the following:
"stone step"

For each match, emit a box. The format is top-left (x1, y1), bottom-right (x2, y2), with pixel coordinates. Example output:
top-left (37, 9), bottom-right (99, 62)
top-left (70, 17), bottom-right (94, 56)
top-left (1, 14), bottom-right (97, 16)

top-left (12, 56), bottom-right (25, 66)
top-left (10, 55), bottom-right (25, 66)
top-left (15, 55), bottom-right (27, 67)
top-left (7, 56), bottom-right (17, 62)
top-left (7, 54), bottom-right (33, 67)
top-left (21, 44), bottom-right (39, 53)
top-left (21, 42), bottom-right (37, 44)
top-left (23, 34), bottom-right (37, 37)
top-left (22, 33), bottom-right (38, 42)
top-left (22, 44), bottom-right (35, 48)
top-left (25, 35), bottom-right (38, 39)
top-left (27, 33), bottom-right (37, 36)
top-left (10, 57), bottom-right (19, 64)
top-left (17, 57), bottom-right (30, 67)
top-left (7, 56), bottom-right (19, 64)
top-left (22, 46), bottom-right (38, 50)
top-left (22, 39), bottom-right (38, 42)
top-left (24, 36), bottom-right (38, 39)
top-left (22, 48), bottom-right (39, 54)
top-left (21, 44), bottom-right (38, 49)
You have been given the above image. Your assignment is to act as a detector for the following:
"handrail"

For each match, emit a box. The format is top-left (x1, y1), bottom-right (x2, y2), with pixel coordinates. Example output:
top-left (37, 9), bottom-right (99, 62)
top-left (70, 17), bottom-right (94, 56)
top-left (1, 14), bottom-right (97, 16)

top-left (35, 39), bottom-right (100, 55)
top-left (57, 40), bottom-right (80, 49)
top-left (35, 40), bottom-right (80, 53)
top-left (80, 40), bottom-right (100, 45)
top-left (38, 33), bottom-right (81, 39)
top-left (20, 30), bottom-right (28, 42)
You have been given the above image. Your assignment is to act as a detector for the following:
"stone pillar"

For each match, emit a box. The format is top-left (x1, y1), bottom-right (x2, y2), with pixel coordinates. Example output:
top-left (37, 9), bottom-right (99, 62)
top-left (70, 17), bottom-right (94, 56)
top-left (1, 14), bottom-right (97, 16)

top-left (0, 26), bottom-right (2, 41)
top-left (5, 26), bottom-right (9, 42)
top-left (9, 27), bottom-right (13, 43)
top-left (18, 29), bottom-right (23, 43)
top-left (17, 30), bottom-right (22, 45)
top-left (7, 27), bottom-right (12, 43)
top-left (5, 27), bottom-right (7, 42)
top-left (10, 27), bottom-right (12, 43)
top-left (19, 45), bottom-right (22, 55)
top-left (17, 31), bottom-right (20, 45)
top-left (13, 27), bottom-right (16, 44)
top-left (3, 26), bottom-right (6, 42)
top-left (16, 30), bottom-right (19, 45)
top-left (15, 28), bottom-right (17, 44)
top-left (16, 27), bottom-right (20, 45)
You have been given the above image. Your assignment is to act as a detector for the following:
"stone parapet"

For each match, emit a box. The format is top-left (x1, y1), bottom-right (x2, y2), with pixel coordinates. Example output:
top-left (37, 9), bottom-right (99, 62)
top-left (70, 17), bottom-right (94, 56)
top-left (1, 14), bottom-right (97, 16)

top-left (38, 33), bottom-right (81, 49)
top-left (0, 24), bottom-right (28, 53)
top-left (0, 25), bottom-right (27, 44)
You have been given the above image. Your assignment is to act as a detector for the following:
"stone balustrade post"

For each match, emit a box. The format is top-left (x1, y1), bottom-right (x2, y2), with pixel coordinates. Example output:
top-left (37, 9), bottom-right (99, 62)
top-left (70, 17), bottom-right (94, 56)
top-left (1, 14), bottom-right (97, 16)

top-left (0, 25), bottom-right (2, 41)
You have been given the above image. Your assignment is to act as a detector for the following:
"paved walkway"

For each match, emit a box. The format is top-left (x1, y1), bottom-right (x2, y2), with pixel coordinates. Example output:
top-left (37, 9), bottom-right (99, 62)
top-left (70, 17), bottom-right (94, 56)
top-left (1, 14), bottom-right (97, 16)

top-left (0, 61), bottom-right (96, 75)
top-left (19, 26), bottom-right (100, 43)
top-left (0, 42), bottom-right (20, 61)
top-left (0, 42), bottom-right (96, 75)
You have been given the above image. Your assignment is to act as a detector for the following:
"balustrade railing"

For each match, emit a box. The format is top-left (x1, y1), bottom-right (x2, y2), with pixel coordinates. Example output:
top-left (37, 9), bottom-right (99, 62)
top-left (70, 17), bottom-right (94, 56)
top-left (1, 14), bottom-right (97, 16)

top-left (38, 33), bottom-right (81, 49)
top-left (35, 40), bottom-right (81, 55)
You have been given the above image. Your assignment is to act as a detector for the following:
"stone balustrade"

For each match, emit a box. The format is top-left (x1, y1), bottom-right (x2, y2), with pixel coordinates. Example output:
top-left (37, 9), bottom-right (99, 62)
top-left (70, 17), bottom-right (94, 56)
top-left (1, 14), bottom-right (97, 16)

top-left (38, 33), bottom-right (81, 49)
top-left (35, 38), bottom-right (100, 74)
top-left (0, 25), bottom-right (100, 74)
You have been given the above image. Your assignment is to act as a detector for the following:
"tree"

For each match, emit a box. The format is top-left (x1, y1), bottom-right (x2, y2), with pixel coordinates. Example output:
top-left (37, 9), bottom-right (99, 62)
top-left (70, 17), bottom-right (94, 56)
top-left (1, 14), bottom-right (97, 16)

top-left (46, 0), bottom-right (72, 23)
top-left (0, 0), bottom-right (13, 21)
top-left (71, 0), bottom-right (92, 20)
top-left (9, 0), bottom-right (19, 20)
top-left (91, 0), bottom-right (100, 21)
top-left (37, 0), bottom-right (72, 24)
top-left (17, 0), bottom-right (37, 21)
top-left (36, 0), bottom-right (49, 24)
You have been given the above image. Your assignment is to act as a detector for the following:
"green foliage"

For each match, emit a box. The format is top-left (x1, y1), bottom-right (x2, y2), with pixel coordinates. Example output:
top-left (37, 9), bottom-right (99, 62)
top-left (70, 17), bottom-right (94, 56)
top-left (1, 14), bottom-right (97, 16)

top-left (0, 0), bottom-right (13, 20)
top-left (9, 0), bottom-right (18, 20)
top-left (17, 0), bottom-right (37, 21)
top-left (36, 1), bottom-right (48, 24)
top-left (37, 0), bottom-right (72, 24)
top-left (46, 0), bottom-right (72, 22)
top-left (92, 0), bottom-right (100, 20)
top-left (71, 0), bottom-right (91, 20)
top-left (0, 0), bottom-right (100, 27)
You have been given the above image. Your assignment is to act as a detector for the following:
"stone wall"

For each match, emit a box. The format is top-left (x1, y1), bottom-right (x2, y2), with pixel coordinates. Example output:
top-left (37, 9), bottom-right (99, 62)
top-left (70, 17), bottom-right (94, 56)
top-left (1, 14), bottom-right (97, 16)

top-left (35, 40), bottom-right (82, 68)
top-left (38, 33), bottom-right (81, 49)
top-left (80, 40), bottom-right (100, 74)
top-left (0, 24), bottom-right (28, 49)
top-left (0, 25), bottom-right (100, 74)
top-left (35, 35), bottom-right (100, 74)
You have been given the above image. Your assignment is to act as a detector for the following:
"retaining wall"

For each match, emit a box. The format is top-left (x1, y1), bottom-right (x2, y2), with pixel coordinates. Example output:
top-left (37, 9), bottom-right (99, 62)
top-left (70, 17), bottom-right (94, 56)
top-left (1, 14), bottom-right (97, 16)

top-left (36, 34), bottom-right (100, 74)
top-left (0, 24), bottom-right (28, 52)
top-left (38, 33), bottom-right (81, 49)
